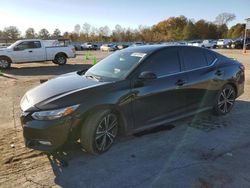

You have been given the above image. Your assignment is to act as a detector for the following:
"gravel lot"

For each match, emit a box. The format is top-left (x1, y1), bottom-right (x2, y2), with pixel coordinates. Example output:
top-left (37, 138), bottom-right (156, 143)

top-left (0, 49), bottom-right (249, 188)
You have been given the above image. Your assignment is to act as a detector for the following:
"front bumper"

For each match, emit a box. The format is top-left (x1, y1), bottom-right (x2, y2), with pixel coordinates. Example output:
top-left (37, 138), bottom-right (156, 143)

top-left (21, 114), bottom-right (73, 152)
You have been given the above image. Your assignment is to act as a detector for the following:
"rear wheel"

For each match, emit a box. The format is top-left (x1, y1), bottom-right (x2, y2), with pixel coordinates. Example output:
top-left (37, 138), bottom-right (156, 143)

top-left (80, 109), bottom-right (119, 154)
top-left (0, 57), bottom-right (11, 69)
top-left (213, 85), bottom-right (236, 115)
top-left (54, 53), bottom-right (67, 65)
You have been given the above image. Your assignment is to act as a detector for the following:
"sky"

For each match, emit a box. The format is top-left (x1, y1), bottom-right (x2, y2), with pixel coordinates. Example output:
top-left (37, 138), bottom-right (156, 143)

top-left (0, 0), bottom-right (249, 35)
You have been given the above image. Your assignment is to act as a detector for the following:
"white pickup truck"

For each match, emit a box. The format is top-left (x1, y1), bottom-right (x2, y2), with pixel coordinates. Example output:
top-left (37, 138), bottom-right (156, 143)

top-left (0, 39), bottom-right (76, 69)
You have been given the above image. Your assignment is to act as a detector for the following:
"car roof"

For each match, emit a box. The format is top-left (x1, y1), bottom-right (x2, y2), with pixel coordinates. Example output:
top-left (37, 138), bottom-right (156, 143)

top-left (122, 44), bottom-right (209, 54)
top-left (123, 45), bottom-right (167, 53)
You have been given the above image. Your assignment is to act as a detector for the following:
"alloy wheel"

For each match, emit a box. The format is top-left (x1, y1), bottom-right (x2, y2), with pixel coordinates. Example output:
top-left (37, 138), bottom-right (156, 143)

top-left (57, 57), bottom-right (65, 64)
top-left (217, 87), bottom-right (235, 114)
top-left (95, 113), bottom-right (118, 152)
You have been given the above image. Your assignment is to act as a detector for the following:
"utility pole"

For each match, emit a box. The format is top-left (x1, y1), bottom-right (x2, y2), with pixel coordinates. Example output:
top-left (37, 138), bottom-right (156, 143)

top-left (243, 18), bottom-right (250, 54)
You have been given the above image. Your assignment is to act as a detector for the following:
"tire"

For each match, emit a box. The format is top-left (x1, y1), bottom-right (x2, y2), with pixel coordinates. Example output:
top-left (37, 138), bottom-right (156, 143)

top-left (54, 53), bottom-right (67, 65)
top-left (80, 109), bottom-right (119, 155)
top-left (0, 57), bottom-right (11, 69)
top-left (213, 84), bottom-right (236, 115)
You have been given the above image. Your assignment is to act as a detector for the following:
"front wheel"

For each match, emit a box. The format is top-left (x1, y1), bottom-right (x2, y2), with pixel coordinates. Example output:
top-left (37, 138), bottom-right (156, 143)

top-left (54, 54), bottom-right (67, 65)
top-left (80, 110), bottom-right (119, 154)
top-left (213, 85), bottom-right (236, 115)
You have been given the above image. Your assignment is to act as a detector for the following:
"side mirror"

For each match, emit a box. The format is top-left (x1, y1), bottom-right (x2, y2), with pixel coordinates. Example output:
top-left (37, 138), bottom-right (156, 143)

top-left (138, 71), bottom-right (157, 81)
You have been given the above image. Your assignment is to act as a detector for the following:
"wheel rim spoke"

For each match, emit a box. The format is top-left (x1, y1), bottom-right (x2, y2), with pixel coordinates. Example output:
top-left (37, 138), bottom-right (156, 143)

top-left (108, 119), bottom-right (118, 131)
top-left (227, 89), bottom-right (233, 98)
top-left (222, 89), bottom-right (227, 99)
top-left (223, 102), bottom-right (228, 113)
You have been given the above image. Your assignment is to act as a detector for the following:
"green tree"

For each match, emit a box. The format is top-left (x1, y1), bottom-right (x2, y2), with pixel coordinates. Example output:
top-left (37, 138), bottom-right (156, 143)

top-left (38, 28), bottom-right (50, 39)
top-left (3, 26), bottom-right (20, 39)
top-left (183, 21), bottom-right (197, 40)
top-left (153, 16), bottom-right (188, 41)
top-left (217, 24), bottom-right (228, 38)
top-left (52, 28), bottom-right (61, 38)
top-left (25, 28), bottom-right (36, 39)
top-left (227, 24), bottom-right (245, 38)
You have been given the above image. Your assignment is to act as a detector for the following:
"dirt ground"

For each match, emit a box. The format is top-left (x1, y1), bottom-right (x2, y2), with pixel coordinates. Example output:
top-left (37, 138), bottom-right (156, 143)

top-left (0, 49), bottom-right (249, 188)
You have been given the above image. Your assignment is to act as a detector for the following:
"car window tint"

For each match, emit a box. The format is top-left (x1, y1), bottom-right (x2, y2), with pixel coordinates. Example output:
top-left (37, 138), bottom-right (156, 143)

top-left (141, 48), bottom-right (180, 77)
top-left (16, 42), bottom-right (29, 50)
top-left (205, 52), bottom-right (216, 65)
top-left (182, 48), bottom-right (207, 70)
top-left (32, 41), bottom-right (41, 48)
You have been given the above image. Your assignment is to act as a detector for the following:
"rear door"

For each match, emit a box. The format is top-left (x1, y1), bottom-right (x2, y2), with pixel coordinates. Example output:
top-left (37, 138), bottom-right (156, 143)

top-left (27, 41), bottom-right (45, 61)
top-left (131, 47), bottom-right (189, 129)
top-left (179, 47), bottom-right (219, 111)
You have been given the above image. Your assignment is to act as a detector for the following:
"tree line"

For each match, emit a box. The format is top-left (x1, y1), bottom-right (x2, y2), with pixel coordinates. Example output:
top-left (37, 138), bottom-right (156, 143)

top-left (0, 13), bottom-right (248, 43)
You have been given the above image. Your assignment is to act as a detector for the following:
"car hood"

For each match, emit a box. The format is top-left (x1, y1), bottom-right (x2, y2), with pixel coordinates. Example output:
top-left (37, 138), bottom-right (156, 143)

top-left (21, 72), bottom-right (107, 111)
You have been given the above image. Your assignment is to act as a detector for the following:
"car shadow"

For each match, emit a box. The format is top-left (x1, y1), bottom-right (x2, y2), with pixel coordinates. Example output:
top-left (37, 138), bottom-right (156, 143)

top-left (4, 64), bottom-right (93, 76)
top-left (46, 99), bottom-right (250, 187)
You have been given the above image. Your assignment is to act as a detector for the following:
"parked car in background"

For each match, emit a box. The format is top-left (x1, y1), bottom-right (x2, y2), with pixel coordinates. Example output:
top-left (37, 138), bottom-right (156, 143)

top-left (217, 39), bottom-right (232, 48)
top-left (117, 44), bottom-right (129, 50)
top-left (201, 40), bottom-right (217, 48)
top-left (20, 45), bottom-right (245, 154)
top-left (0, 39), bottom-right (76, 69)
top-left (130, 42), bottom-right (145, 47)
top-left (100, 44), bottom-right (117, 52)
top-left (81, 42), bottom-right (98, 50)
top-left (187, 40), bottom-right (202, 47)
top-left (0, 43), bottom-right (12, 48)
top-left (230, 37), bottom-right (250, 49)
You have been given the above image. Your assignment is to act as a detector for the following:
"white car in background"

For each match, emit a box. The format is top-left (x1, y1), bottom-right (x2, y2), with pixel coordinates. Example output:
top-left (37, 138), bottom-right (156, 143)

top-left (187, 40), bottom-right (203, 47)
top-left (0, 39), bottom-right (76, 69)
top-left (100, 44), bottom-right (117, 52)
top-left (217, 39), bottom-right (232, 48)
top-left (202, 40), bottom-right (217, 48)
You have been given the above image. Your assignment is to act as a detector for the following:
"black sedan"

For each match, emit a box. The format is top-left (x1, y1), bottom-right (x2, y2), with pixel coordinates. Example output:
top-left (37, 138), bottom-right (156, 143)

top-left (20, 45), bottom-right (245, 154)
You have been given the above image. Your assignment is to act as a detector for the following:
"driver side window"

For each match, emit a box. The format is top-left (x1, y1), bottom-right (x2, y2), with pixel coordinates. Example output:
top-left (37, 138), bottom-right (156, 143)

top-left (15, 42), bottom-right (30, 51)
top-left (140, 48), bottom-right (181, 77)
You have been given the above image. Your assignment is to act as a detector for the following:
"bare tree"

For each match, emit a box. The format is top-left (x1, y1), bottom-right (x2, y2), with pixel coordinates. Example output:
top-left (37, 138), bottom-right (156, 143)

top-left (82, 23), bottom-right (91, 36)
top-left (74, 24), bottom-right (81, 36)
top-left (215, 12), bottom-right (236, 25)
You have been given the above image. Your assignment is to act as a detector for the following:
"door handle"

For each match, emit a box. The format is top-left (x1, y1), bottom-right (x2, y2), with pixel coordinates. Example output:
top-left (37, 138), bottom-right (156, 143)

top-left (215, 70), bottom-right (223, 76)
top-left (28, 50), bottom-right (33, 53)
top-left (175, 79), bottom-right (186, 86)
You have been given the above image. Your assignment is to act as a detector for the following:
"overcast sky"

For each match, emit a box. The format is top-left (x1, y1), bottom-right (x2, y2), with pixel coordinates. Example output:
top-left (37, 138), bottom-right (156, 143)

top-left (0, 0), bottom-right (249, 34)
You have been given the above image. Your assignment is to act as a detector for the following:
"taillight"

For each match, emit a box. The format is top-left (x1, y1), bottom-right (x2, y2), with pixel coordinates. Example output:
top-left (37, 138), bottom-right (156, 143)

top-left (72, 48), bottom-right (76, 53)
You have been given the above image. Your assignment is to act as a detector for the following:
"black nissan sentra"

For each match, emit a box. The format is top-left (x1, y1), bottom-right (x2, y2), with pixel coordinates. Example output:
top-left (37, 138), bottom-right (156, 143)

top-left (20, 45), bottom-right (245, 154)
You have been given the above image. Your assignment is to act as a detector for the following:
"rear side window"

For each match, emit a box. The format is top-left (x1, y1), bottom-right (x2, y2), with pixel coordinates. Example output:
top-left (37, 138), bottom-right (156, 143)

top-left (141, 48), bottom-right (181, 77)
top-left (181, 48), bottom-right (207, 70)
top-left (32, 41), bottom-right (41, 48)
top-left (205, 52), bottom-right (216, 65)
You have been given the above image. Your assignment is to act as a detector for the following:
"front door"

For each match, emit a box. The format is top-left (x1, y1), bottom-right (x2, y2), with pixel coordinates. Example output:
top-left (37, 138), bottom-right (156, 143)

top-left (131, 48), bottom-right (188, 129)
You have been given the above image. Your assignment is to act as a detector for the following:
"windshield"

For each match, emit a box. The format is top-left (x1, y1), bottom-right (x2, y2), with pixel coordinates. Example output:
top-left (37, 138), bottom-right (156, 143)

top-left (7, 41), bottom-right (20, 49)
top-left (85, 51), bottom-right (147, 81)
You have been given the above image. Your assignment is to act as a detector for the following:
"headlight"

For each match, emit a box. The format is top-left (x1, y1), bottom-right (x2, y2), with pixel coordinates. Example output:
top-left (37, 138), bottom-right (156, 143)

top-left (31, 104), bottom-right (79, 120)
